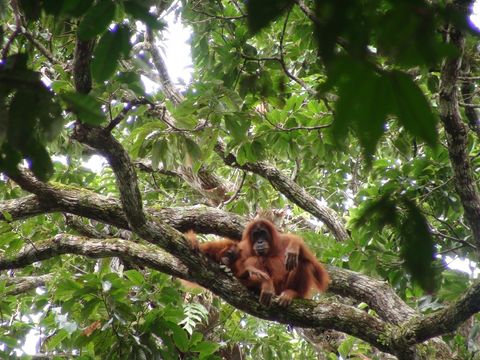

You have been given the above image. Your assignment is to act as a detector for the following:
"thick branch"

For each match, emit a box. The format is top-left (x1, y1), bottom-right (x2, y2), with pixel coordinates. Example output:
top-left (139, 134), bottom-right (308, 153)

top-left (2, 274), bottom-right (53, 295)
top-left (215, 142), bottom-right (349, 241)
top-left (439, 1), bottom-right (480, 250)
top-left (0, 234), bottom-right (391, 353)
top-left (460, 59), bottom-right (480, 137)
top-left (72, 125), bottom-right (147, 230)
top-left (394, 280), bottom-right (480, 347)
top-left (0, 188), bottom-right (422, 325)
top-left (73, 38), bottom-right (94, 94)
top-left (327, 265), bottom-right (414, 324)
top-left (0, 176), bottom-right (245, 239)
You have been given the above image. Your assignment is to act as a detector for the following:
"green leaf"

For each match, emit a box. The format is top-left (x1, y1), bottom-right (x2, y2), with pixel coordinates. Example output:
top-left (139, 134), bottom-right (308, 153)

top-left (338, 336), bottom-right (355, 358)
top-left (247, 0), bottom-right (294, 34)
top-left (8, 90), bottom-right (37, 145)
top-left (224, 115), bottom-right (250, 141)
top-left (0, 143), bottom-right (22, 176)
top-left (348, 251), bottom-right (363, 271)
top-left (18, 0), bottom-right (41, 21)
top-left (351, 195), bottom-right (397, 231)
top-left (92, 25), bottom-right (131, 82)
top-left (169, 323), bottom-right (189, 352)
top-left (400, 200), bottom-right (437, 292)
top-left (61, 92), bottom-right (105, 125)
top-left (333, 59), bottom-right (392, 161)
top-left (51, 80), bottom-right (73, 93)
top-left (77, 0), bottom-right (116, 40)
top-left (151, 139), bottom-right (168, 170)
top-left (124, 270), bottom-right (145, 286)
top-left (46, 329), bottom-right (69, 350)
top-left (0, 335), bottom-right (17, 348)
top-left (184, 137), bottom-right (202, 160)
top-left (191, 341), bottom-right (220, 359)
top-left (2, 211), bottom-right (12, 222)
top-left (44, 0), bottom-right (94, 16)
top-left (124, 2), bottom-right (165, 29)
top-left (389, 70), bottom-right (438, 146)
top-left (24, 140), bottom-right (54, 181)
top-left (438, 270), bottom-right (469, 301)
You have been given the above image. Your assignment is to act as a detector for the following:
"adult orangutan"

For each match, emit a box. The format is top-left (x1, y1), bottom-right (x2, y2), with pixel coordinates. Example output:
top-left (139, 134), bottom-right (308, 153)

top-left (236, 218), bottom-right (329, 306)
top-left (188, 219), bottom-right (329, 306)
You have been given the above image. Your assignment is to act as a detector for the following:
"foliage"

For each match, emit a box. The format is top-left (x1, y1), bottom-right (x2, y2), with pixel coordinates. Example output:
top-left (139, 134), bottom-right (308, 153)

top-left (0, 0), bottom-right (479, 358)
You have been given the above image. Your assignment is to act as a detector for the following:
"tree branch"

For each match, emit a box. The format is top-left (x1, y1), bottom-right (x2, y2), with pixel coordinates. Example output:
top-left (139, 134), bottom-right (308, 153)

top-left (0, 234), bottom-right (391, 354)
top-left (215, 141), bottom-right (349, 241)
top-left (145, 27), bottom-right (184, 106)
top-left (0, 174), bottom-right (423, 328)
top-left (2, 274), bottom-right (53, 295)
top-left (439, 0), bottom-right (480, 251)
top-left (3, 170), bottom-right (245, 239)
top-left (394, 280), bottom-right (480, 346)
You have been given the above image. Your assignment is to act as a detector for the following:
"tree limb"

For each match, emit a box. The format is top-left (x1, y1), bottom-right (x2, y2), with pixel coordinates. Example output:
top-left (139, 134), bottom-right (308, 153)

top-left (0, 187), bottom-right (434, 327)
top-left (215, 141), bottom-right (349, 241)
top-left (0, 234), bottom-right (392, 355)
top-left (1, 233), bottom-right (475, 358)
top-left (439, 0), bottom-right (480, 250)
top-left (2, 274), bottom-right (53, 295)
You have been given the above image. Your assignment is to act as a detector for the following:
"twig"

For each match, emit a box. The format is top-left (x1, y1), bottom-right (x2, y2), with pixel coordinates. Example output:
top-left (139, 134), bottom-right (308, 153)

top-left (459, 102), bottom-right (480, 109)
top-left (1, 0), bottom-right (22, 60)
top-left (191, 8), bottom-right (246, 20)
top-left (278, 8), bottom-right (316, 96)
top-left (293, 0), bottom-right (320, 25)
top-left (430, 229), bottom-right (477, 250)
top-left (291, 158), bottom-right (301, 182)
top-left (23, 31), bottom-right (58, 64)
top-left (104, 99), bottom-right (152, 132)
top-left (230, 0), bottom-right (245, 15)
top-left (220, 171), bottom-right (246, 207)
top-left (436, 244), bottom-right (466, 255)
top-left (145, 27), bottom-right (184, 106)
top-left (458, 76), bottom-right (480, 80)
top-left (1, 28), bottom-right (20, 60)
top-left (273, 123), bottom-right (332, 132)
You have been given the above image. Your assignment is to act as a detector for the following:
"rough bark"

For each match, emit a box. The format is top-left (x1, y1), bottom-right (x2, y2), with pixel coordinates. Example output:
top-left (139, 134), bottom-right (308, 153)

top-left (215, 142), bottom-right (349, 241)
top-left (2, 274), bottom-right (53, 295)
top-left (0, 234), bottom-right (391, 353)
top-left (0, 183), bottom-right (245, 239)
top-left (394, 280), bottom-right (480, 346)
top-left (1, 232), bottom-right (477, 358)
top-left (439, 1), bottom-right (480, 250)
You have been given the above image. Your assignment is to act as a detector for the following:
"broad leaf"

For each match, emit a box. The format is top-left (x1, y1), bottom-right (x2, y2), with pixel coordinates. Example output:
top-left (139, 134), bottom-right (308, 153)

top-left (389, 70), bottom-right (438, 146)
top-left (92, 25), bottom-right (131, 82)
top-left (124, 2), bottom-right (165, 29)
top-left (61, 92), bottom-right (105, 125)
top-left (77, 0), bottom-right (116, 40)
top-left (247, 0), bottom-right (293, 34)
top-left (400, 200), bottom-right (437, 292)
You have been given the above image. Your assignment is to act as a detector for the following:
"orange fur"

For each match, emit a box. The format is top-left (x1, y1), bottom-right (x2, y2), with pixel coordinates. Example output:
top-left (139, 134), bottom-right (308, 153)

top-left (183, 223), bottom-right (329, 307)
top-left (237, 219), bottom-right (329, 306)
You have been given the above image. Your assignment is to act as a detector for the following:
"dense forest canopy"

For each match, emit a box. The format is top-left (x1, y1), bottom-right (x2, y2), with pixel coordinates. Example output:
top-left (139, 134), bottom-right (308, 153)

top-left (1, 0), bottom-right (480, 359)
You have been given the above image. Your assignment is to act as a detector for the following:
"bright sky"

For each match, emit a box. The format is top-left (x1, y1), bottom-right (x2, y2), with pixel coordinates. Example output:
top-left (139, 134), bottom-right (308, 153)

top-left (471, 1), bottom-right (480, 29)
top-left (162, 10), bottom-right (193, 87)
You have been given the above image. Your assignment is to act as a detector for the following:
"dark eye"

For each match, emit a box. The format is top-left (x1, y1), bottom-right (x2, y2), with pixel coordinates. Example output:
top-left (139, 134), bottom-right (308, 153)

top-left (252, 228), bottom-right (265, 238)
